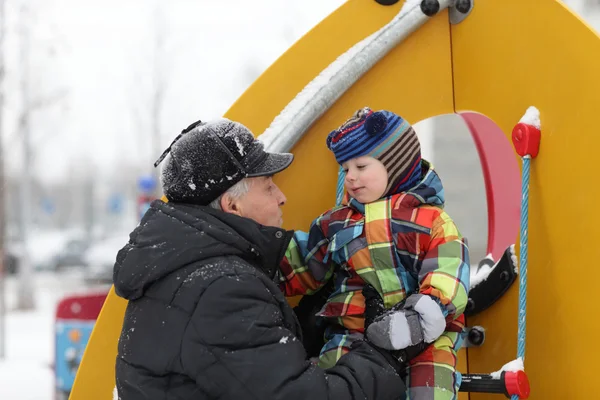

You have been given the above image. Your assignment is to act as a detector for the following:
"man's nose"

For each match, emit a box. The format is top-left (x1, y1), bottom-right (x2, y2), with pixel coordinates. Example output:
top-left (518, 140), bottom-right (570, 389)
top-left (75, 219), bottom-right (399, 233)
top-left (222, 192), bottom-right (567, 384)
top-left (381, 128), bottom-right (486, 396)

top-left (276, 186), bottom-right (287, 206)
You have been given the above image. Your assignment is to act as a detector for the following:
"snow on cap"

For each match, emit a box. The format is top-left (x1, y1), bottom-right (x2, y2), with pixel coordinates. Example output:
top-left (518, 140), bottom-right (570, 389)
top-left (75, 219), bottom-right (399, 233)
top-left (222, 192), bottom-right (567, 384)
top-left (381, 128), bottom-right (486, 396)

top-left (156, 118), bottom-right (294, 205)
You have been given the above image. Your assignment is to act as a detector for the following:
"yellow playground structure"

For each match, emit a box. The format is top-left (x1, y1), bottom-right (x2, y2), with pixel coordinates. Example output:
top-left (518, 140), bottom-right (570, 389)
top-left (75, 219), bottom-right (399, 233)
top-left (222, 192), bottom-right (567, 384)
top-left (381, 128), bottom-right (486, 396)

top-left (70, 0), bottom-right (600, 398)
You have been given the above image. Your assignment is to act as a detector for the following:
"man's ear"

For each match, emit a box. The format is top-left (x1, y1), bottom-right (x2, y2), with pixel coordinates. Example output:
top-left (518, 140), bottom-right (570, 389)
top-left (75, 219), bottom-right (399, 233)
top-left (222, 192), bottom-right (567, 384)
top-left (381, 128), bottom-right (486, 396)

top-left (220, 193), bottom-right (243, 216)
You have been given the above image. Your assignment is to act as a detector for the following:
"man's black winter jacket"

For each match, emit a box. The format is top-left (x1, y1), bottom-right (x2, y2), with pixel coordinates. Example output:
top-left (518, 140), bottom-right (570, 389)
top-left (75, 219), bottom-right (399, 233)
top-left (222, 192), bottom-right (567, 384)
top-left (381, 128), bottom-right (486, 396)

top-left (113, 200), bottom-right (406, 400)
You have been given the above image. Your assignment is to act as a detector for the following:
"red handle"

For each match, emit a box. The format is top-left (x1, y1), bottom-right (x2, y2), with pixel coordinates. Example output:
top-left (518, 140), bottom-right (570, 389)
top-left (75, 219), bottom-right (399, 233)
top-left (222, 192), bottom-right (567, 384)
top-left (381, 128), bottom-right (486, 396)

top-left (505, 370), bottom-right (531, 399)
top-left (512, 122), bottom-right (541, 158)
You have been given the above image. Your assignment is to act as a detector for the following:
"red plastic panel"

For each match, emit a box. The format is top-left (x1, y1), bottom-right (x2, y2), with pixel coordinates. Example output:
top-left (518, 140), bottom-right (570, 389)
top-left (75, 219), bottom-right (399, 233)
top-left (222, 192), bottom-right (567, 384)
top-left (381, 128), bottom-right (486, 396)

top-left (459, 112), bottom-right (521, 261)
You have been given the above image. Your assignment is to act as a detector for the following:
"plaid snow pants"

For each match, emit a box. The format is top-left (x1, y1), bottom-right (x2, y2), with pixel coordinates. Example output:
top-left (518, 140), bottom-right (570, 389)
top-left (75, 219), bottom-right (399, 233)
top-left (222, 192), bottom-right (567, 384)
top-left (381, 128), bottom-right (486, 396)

top-left (318, 315), bottom-right (466, 400)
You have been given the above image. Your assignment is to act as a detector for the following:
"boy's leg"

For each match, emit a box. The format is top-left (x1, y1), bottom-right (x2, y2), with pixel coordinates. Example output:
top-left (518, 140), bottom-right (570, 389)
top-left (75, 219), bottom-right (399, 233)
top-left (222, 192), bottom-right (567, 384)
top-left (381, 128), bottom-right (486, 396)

top-left (405, 317), bottom-right (466, 400)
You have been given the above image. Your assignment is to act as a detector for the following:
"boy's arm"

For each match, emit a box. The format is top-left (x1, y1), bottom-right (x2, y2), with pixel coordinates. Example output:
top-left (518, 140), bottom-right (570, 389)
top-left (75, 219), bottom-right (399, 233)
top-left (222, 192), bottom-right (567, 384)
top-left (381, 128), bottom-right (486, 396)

top-left (279, 217), bottom-right (335, 297)
top-left (418, 210), bottom-right (470, 321)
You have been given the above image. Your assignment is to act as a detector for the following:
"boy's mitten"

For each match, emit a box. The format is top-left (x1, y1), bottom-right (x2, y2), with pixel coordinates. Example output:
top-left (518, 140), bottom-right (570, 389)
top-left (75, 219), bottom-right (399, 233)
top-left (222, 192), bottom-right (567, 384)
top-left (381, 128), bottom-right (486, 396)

top-left (365, 293), bottom-right (446, 350)
top-left (362, 285), bottom-right (429, 373)
top-left (405, 294), bottom-right (446, 342)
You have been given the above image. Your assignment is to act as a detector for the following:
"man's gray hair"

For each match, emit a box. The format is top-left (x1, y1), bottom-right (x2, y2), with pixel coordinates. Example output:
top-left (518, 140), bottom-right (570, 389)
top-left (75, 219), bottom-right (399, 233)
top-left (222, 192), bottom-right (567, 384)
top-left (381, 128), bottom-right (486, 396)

top-left (208, 178), bottom-right (251, 210)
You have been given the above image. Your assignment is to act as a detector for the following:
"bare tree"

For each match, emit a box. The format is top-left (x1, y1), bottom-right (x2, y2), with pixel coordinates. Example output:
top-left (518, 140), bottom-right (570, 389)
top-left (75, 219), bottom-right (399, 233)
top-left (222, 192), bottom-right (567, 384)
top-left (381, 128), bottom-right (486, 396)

top-left (0, 0), bottom-right (6, 359)
top-left (567, 0), bottom-right (600, 12)
top-left (584, 0), bottom-right (600, 10)
top-left (15, 2), bottom-right (36, 311)
top-left (129, 1), bottom-right (171, 197)
top-left (15, 2), bottom-right (67, 310)
top-left (150, 2), bottom-right (167, 192)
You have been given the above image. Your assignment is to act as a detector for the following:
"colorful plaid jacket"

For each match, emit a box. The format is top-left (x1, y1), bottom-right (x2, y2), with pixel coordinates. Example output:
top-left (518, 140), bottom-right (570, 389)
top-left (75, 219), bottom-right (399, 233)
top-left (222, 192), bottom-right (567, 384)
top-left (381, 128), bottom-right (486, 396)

top-left (279, 161), bottom-right (470, 332)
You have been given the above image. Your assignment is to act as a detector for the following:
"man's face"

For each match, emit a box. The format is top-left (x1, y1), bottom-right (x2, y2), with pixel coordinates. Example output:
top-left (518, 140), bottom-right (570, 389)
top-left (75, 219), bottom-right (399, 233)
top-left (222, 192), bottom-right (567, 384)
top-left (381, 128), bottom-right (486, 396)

top-left (224, 176), bottom-right (287, 227)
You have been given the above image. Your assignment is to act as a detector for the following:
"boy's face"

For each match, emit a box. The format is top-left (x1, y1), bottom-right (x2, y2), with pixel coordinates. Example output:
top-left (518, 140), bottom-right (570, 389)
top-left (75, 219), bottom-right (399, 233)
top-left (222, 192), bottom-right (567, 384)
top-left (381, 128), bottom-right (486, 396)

top-left (342, 156), bottom-right (388, 203)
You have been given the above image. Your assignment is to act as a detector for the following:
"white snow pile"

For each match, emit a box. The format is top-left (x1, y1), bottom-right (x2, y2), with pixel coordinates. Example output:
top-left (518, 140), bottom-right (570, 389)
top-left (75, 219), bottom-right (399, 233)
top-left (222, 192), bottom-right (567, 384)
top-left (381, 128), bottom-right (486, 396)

top-left (519, 106), bottom-right (541, 129)
top-left (257, 0), bottom-right (429, 150)
top-left (470, 254), bottom-right (494, 289)
top-left (470, 245), bottom-right (517, 288)
top-left (510, 248), bottom-right (518, 273)
top-left (490, 357), bottom-right (524, 379)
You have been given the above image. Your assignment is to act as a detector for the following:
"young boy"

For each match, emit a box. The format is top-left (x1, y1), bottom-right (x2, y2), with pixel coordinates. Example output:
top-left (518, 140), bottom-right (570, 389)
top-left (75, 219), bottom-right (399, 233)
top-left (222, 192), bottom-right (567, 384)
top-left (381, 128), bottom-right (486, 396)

top-left (279, 107), bottom-right (470, 400)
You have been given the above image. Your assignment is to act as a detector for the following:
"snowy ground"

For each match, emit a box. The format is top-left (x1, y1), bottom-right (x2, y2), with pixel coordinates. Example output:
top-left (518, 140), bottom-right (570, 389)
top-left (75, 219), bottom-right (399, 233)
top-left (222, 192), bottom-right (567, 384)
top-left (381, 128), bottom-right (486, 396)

top-left (0, 270), bottom-right (106, 400)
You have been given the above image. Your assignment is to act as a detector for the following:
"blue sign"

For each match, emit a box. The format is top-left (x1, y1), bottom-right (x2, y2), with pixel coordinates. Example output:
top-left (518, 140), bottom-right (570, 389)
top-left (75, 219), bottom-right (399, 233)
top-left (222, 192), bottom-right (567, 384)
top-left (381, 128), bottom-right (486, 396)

top-left (41, 198), bottom-right (55, 215)
top-left (108, 193), bottom-right (124, 214)
top-left (138, 175), bottom-right (157, 194)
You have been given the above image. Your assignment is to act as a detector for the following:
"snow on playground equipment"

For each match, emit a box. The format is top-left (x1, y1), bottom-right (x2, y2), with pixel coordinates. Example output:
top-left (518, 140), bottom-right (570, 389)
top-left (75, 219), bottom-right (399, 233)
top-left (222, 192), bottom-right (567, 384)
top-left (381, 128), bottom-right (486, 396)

top-left (70, 0), bottom-right (600, 399)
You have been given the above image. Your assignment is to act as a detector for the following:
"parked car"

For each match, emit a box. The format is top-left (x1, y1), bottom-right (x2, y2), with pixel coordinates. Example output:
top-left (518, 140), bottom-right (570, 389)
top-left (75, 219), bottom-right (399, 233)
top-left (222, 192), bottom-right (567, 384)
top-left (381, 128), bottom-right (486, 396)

top-left (52, 238), bottom-right (90, 270)
top-left (3, 250), bottom-right (19, 274)
top-left (83, 234), bottom-right (129, 285)
top-left (3, 240), bottom-right (25, 274)
top-left (3, 229), bottom-right (90, 274)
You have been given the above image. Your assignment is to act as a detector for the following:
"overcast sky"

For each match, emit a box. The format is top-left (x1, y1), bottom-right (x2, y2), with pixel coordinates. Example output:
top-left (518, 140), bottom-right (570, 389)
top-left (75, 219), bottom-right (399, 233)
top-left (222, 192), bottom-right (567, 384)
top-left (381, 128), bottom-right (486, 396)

top-left (1, 0), bottom-right (597, 183)
top-left (1, 0), bottom-right (345, 183)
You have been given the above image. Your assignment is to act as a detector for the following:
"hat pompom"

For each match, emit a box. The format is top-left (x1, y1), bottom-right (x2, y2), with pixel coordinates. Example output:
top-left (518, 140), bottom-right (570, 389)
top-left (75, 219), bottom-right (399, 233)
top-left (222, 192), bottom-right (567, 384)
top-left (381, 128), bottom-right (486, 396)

top-left (364, 111), bottom-right (388, 136)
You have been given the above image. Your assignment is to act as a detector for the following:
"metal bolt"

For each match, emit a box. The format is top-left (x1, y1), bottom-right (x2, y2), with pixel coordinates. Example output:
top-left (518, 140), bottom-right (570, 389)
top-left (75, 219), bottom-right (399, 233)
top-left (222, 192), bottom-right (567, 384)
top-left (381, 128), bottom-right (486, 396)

top-left (466, 298), bottom-right (475, 312)
top-left (420, 0), bottom-right (440, 16)
top-left (468, 327), bottom-right (485, 346)
top-left (455, 0), bottom-right (472, 14)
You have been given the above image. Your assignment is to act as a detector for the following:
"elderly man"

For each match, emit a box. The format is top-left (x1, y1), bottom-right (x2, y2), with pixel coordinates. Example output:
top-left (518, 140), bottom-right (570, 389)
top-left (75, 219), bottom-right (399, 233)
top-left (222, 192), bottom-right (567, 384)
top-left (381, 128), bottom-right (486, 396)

top-left (113, 118), bottom-right (409, 400)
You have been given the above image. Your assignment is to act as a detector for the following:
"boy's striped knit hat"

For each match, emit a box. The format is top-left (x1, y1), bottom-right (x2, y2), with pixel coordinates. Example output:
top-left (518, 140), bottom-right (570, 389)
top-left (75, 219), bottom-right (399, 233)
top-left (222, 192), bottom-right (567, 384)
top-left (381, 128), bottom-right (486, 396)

top-left (326, 107), bottom-right (422, 195)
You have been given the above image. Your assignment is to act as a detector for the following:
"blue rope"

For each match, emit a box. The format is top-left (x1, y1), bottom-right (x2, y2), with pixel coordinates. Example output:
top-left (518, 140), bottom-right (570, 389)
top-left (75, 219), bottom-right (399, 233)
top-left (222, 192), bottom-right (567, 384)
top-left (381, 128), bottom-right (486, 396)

top-left (335, 166), bottom-right (346, 206)
top-left (512, 154), bottom-right (531, 400)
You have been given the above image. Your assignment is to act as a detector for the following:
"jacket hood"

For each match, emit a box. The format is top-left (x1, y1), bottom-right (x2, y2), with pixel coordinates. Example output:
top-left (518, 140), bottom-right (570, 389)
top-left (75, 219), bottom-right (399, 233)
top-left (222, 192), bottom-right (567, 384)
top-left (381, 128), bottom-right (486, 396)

top-left (402, 159), bottom-right (445, 207)
top-left (113, 200), bottom-right (291, 300)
